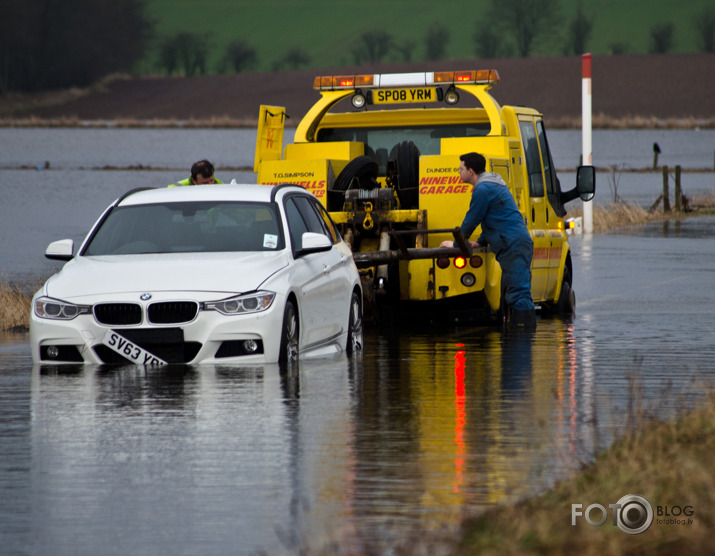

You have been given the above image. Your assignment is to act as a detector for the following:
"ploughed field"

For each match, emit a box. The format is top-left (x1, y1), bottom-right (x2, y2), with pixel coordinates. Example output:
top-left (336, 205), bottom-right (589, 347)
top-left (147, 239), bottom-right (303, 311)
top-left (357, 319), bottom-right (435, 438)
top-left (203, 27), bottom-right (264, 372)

top-left (5, 54), bottom-right (715, 126)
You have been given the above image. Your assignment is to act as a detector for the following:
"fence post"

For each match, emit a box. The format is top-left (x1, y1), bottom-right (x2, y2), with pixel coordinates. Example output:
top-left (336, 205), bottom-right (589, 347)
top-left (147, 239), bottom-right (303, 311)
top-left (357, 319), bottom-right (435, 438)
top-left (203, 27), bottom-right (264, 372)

top-left (674, 165), bottom-right (682, 211)
top-left (662, 166), bottom-right (670, 212)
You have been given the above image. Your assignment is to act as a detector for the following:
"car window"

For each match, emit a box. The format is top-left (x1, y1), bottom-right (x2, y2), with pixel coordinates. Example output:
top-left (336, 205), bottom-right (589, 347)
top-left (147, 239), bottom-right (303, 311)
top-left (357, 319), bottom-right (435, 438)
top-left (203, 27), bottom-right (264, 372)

top-left (292, 196), bottom-right (333, 239)
top-left (284, 197), bottom-right (310, 251)
top-left (82, 201), bottom-right (283, 255)
top-left (310, 199), bottom-right (340, 243)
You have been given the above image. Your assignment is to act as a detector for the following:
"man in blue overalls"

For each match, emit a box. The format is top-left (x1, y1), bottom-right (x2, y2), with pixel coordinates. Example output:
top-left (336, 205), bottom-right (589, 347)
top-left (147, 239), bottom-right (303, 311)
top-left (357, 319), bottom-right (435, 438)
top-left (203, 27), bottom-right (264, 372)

top-left (441, 152), bottom-right (536, 329)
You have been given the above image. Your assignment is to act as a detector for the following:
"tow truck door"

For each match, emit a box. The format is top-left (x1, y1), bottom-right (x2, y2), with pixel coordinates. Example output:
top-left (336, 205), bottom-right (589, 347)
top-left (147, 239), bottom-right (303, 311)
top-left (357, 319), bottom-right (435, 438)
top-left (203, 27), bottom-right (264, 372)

top-left (254, 105), bottom-right (287, 173)
top-left (518, 118), bottom-right (548, 302)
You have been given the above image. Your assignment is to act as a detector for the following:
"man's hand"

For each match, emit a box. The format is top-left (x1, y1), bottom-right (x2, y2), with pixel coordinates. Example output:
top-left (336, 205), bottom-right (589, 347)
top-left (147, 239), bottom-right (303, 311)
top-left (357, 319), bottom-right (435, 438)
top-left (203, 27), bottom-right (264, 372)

top-left (439, 240), bottom-right (481, 248)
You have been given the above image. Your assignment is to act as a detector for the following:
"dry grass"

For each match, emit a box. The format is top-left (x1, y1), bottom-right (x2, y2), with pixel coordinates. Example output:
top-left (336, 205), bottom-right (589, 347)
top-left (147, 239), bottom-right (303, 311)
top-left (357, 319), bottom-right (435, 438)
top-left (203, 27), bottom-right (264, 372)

top-left (568, 193), bottom-right (715, 234)
top-left (0, 280), bottom-right (33, 332)
top-left (453, 389), bottom-right (715, 556)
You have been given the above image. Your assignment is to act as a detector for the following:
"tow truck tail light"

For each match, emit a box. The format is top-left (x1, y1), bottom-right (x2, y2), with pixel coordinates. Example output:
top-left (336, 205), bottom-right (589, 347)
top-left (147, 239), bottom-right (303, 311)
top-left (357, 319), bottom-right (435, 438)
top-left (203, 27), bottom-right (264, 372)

top-left (470, 255), bottom-right (483, 268)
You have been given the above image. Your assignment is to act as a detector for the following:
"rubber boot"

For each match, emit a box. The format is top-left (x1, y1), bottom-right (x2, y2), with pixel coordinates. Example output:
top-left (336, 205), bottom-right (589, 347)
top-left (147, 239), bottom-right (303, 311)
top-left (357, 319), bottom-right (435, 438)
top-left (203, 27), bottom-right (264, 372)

top-left (510, 308), bottom-right (536, 331)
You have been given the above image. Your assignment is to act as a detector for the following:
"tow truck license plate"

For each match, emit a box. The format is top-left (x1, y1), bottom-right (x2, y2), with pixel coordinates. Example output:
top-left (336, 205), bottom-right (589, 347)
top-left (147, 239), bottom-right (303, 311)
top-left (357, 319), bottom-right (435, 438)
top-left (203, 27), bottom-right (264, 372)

top-left (102, 330), bottom-right (167, 366)
top-left (372, 87), bottom-right (438, 104)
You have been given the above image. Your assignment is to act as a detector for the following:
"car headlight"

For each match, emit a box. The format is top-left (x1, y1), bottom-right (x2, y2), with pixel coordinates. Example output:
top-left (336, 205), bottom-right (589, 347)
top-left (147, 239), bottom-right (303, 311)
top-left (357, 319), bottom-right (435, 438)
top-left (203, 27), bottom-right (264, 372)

top-left (203, 291), bottom-right (275, 315)
top-left (34, 296), bottom-right (91, 320)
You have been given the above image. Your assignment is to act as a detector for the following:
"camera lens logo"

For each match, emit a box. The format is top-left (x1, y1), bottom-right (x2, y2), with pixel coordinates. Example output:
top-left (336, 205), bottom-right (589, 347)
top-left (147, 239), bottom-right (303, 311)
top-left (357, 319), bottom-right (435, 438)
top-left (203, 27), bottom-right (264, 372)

top-left (615, 494), bottom-right (654, 535)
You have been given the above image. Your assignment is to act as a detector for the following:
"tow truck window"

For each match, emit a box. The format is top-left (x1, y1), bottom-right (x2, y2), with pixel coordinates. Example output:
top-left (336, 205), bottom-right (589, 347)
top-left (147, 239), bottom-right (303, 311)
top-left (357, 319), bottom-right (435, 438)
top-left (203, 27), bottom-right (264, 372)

top-left (519, 121), bottom-right (545, 198)
top-left (317, 123), bottom-right (490, 165)
top-left (536, 121), bottom-right (557, 196)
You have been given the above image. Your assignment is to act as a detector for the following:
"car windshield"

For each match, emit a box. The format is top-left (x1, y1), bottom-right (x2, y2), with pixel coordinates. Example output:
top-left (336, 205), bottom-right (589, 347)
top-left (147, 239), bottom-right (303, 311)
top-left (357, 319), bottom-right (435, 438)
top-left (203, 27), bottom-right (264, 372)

top-left (316, 123), bottom-right (490, 175)
top-left (82, 201), bottom-right (284, 255)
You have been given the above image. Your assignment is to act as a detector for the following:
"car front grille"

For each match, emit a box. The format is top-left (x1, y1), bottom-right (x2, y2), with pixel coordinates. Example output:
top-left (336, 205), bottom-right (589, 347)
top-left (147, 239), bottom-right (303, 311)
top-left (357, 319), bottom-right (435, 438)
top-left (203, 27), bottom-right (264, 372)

top-left (148, 301), bottom-right (198, 324)
top-left (94, 303), bottom-right (142, 325)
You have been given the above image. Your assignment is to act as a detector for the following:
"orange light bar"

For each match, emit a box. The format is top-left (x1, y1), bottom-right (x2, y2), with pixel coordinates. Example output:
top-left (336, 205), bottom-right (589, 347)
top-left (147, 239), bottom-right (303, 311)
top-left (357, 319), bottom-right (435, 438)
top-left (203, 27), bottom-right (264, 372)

top-left (314, 70), bottom-right (498, 90)
top-left (454, 71), bottom-right (476, 82)
top-left (333, 75), bottom-right (355, 88)
top-left (355, 74), bottom-right (374, 87)
top-left (434, 71), bottom-right (455, 83)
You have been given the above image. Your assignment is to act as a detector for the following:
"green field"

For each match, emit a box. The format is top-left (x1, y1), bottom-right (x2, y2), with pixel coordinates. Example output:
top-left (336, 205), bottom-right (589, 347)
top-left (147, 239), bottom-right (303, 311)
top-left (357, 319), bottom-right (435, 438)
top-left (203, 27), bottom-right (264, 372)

top-left (136, 0), bottom-right (714, 74)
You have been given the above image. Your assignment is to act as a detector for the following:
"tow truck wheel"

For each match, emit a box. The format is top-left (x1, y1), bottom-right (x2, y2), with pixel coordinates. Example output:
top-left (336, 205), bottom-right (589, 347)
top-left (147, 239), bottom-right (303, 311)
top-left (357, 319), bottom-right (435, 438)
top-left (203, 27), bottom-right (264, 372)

top-left (552, 268), bottom-right (575, 316)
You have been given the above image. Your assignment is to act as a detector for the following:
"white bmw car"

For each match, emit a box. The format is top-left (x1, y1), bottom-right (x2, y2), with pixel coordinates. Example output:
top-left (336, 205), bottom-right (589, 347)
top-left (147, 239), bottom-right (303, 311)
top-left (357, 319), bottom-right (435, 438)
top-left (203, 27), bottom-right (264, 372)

top-left (30, 184), bottom-right (363, 365)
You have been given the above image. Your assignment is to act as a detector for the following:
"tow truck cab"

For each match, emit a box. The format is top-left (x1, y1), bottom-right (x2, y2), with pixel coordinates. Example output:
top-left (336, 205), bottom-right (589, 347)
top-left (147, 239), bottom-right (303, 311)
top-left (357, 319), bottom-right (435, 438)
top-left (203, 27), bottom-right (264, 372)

top-left (254, 70), bottom-right (595, 324)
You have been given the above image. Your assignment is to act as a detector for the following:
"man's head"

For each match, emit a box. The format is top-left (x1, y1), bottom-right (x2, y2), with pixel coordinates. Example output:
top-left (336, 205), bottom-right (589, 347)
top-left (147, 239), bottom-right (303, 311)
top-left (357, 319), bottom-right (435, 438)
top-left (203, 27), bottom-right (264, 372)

top-left (458, 152), bottom-right (487, 184)
top-left (190, 159), bottom-right (216, 185)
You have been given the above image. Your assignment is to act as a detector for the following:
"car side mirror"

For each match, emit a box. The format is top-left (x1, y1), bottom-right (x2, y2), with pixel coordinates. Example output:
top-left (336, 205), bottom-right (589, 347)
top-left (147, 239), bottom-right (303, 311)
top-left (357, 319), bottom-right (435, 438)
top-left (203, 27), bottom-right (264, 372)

top-left (561, 165), bottom-right (596, 204)
top-left (45, 239), bottom-right (74, 261)
top-left (297, 232), bottom-right (332, 256)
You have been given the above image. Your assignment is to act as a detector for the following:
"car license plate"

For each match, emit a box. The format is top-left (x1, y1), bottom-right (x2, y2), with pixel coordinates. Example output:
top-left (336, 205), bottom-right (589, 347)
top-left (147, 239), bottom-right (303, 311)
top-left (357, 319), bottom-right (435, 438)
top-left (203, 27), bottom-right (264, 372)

top-left (102, 330), bottom-right (167, 366)
top-left (372, 87), bottom-right (438, 104)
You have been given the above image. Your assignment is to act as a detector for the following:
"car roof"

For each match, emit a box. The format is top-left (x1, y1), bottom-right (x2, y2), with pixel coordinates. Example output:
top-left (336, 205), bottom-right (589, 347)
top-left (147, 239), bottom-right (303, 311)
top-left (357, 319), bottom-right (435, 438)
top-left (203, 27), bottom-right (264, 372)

top-left (117, 183), bottom-right (308, 206)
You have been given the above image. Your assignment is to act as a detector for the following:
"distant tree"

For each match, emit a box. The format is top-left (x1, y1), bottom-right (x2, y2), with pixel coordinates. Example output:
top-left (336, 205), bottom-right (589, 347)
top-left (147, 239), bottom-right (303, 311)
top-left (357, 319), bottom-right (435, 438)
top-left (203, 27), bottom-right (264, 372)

top-left (649, 22), bottom-right (675, 53)
top-left (473, 27), bottom-right (500, 58)
top-left (157, 32), bottom-right (210, 76)
top-left (0, 0), bottom-right (154, 93)
top-left (393, 40), bottom-right (417, 62)
top-left (157, 36), bottom-right (180, 76)
top-left (351, 30), bottom-right (393, 64)
top-left (220, 40), bottom-right (258, 73)
top-left (564, 5), bottom-right (594, 55)
top-left (272, 47), bottom-right (311, 71)
top-left (694, 7), bottom-right (715, 52)
top-left (425, 24), bottom-right (450, 60)
top-left (487, 0), bottom-right (559, 57)
top-left (609, 42), bottom-right (629, 55)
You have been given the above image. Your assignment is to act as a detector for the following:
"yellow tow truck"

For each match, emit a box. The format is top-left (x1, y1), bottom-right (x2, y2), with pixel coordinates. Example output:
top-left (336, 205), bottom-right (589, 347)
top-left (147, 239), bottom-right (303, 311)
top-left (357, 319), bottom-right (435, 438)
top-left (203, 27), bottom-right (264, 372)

top-left (254, 69), bottom-right (595, 324)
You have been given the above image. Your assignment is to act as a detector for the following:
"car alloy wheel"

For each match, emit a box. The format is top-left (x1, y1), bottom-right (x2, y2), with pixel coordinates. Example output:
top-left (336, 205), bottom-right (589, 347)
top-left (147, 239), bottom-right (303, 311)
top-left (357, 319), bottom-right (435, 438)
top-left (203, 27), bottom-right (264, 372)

top-left (279, 300), bottom-right (299, 364)
top-left (346, 292), bottom-right (363, 356)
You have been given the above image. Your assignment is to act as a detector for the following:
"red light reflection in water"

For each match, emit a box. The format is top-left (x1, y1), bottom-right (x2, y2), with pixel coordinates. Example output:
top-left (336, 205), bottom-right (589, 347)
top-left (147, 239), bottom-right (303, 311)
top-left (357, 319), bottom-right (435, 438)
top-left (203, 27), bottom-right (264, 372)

top-left (453, 344), bottom-right (466, 493)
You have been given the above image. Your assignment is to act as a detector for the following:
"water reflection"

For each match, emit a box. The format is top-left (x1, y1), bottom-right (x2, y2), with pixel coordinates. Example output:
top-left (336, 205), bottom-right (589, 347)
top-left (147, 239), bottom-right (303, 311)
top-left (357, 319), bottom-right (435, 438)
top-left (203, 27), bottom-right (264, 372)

top-left (20, 320), bottom-right (602, 555)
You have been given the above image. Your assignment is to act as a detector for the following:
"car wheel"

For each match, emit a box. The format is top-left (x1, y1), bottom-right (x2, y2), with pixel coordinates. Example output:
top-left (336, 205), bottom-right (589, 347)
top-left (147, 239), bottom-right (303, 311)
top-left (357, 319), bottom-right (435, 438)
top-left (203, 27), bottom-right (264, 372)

top-left (279, 300), bottom-right (299, 364)
top-left (346, 291), bottom-right (363, 356)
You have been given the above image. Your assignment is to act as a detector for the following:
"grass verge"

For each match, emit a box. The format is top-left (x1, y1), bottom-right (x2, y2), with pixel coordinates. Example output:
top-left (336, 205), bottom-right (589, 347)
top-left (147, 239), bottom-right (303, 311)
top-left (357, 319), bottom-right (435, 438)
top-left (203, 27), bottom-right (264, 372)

top-left (0, 280), bottom-right (34, 332)
top-left (453, 389), bottom-right (715, 555)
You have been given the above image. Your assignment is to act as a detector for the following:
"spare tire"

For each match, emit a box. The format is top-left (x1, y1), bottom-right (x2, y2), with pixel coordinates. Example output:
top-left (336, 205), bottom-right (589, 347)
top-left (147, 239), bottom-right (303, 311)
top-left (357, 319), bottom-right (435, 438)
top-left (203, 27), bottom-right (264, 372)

top-left (333, 156), bottom-right (379, 191)
top-left (394, 141), bottom-right (420, 209)
top-left (328, 156), bottom-right (378, 210)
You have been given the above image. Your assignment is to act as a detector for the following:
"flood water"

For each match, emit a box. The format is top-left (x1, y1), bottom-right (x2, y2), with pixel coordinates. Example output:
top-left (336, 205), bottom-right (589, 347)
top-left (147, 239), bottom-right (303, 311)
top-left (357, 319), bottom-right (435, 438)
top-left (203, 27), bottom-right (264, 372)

top-left (1, 129), bottom-right (715, 554)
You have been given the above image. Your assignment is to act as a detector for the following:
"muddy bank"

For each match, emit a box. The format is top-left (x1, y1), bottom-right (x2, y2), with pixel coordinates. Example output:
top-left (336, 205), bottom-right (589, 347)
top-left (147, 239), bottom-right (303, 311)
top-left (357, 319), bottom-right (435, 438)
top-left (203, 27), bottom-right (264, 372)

top-left (2, 54), bottom-right (714, 127)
